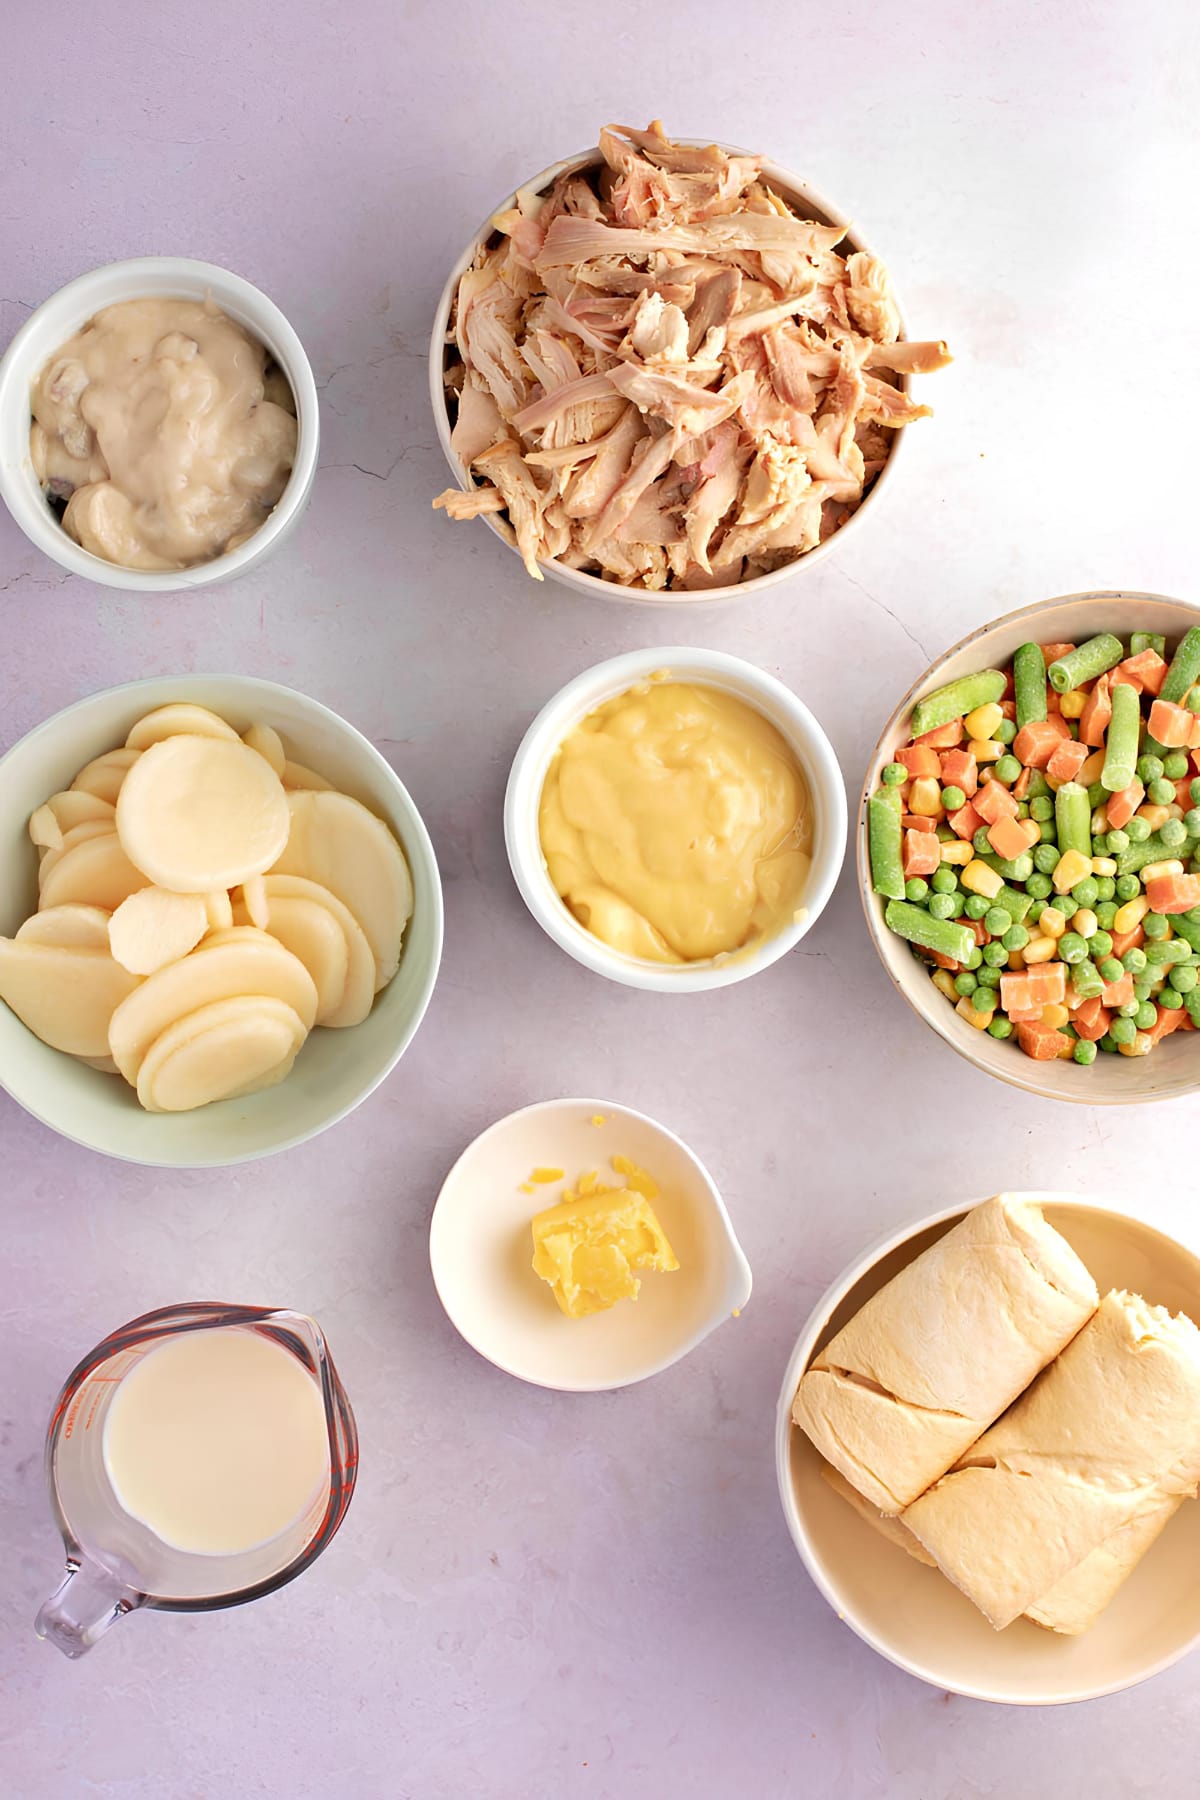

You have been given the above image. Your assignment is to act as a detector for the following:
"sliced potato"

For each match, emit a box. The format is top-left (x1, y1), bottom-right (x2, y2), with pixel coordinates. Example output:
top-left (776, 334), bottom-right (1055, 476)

top-left (240, 875), bottom-right (270, 930)
top-left (29, 804), bottom-right (63, 852)
top-left (71, 747), bottom-right (140, 804)
top-left (126, 704), bottom-right (240, 751)
top-left (116, 735), bottom-right (290, 893)
top-left (39, 820), bottom-right (117, 888)
top-left (45, 790), bottom-right (117, 833)
top-left (244, 723), bottom-right (286, 776)
top-left (233, 892), bottom-right (349, 1024)
top-left (0, 940), bottom-right (141, 1057)
top-left (136, 995), bottom-right (307, 1112)
top-left (18, 905), bottom-right (112, 949)
top-left (39, 832), bottom-right (150, 912)
top-left (204, 889), bottom-right (234, 931)
top-left (108, 932), bottom-right (318, 1083)
top-left (270, 790), bottom-right (412, 991)
top-left (282, 760), bottom-right (333, 792)
top-left (109, 888), bottom-right (208, 976)
top-left (260, 873), bottom-right (376, 1028)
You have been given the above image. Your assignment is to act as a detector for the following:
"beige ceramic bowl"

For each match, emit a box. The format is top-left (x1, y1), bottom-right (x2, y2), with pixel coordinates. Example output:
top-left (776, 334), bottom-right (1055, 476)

top-left (429, 144), bottom-right (910, 606)
top-left (429, 1097), bottom-right (752, 1391)
top-left (776, 1193), bottom-right (1200, 1705)
top-left (860, 591), bottom-right (1200, 1104)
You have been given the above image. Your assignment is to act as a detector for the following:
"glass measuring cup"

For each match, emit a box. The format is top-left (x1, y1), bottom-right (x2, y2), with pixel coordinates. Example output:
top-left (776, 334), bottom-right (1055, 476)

top-left (36, 1301), bottom-right (358, 1658)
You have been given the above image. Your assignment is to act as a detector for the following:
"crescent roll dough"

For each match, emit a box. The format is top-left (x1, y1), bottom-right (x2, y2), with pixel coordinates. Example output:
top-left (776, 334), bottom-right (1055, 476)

top-left (904, 1291), bottom-right (1200, 1629)
top-left (791, 1196), bottom-right (1098, 1513)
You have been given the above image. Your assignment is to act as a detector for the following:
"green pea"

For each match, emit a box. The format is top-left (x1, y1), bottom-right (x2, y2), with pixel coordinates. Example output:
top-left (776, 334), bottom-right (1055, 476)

top-left (977, 965), bottom-right (1003, 989)
top-left (1026, 873), bottom-right (1053, 899)
top-left (970, 986), bottom-right (991, 1012)
top-left (1033, 844), bottom-right (1061, 874)
top-left (1098, 956), bottom-right (1124, 983)
top-left (1095, 877), bottom-right (1116, 902)
top-left (964, 894), bottom-right (990, 919)
top-left (995, 718), bottom-right (1017, 745)
top-left (1117, 1000), bottom-right (1140, 1018)
top-left (1058, 932), bottom-right (1088, 963)
top-left (954, 971), bottom-right (977, 996)
top-left (928, 893), bottom-right (956, 919)
top-left (1017, 802), bottom-right (1031, 820)
top-left (1095, 901), bottom-right (1118, 928)
top-left (1186, 808), bottom-right (1200, 836)
top-left (1002, 923), bottom-right (1029, 951)
top-left (1161, 988), bottom-right (1185, 1010)
top-left (882, 762), bottom-right (908, 786)
top-left (1122, 946), bottom-right (1147, 974)
top-left (994, 754), bottom-right (1022, 784)
top-left (1135, 1001), bottom-right (1158, 1029)
top-left (1089, 929), bottom-right (1114, 958)
top-left (1038, 821), bottom-right (1057, 843)
top-left (1134, 979), bottom-right (1154, 1003)
top-left (1191, 778), bottom-right (1200, 804)
top-left (931, 867), bottom-right (958, 894)
top-left (982, 941), bottom-right (1009, 967)
top-left (1030, 795), bottom-right (1054, 822)
top-left (1187, 691), bottom-right (1200, 715)
top-left (1170, 963), bottom-right (1198, 994)
top-left (1148, 777), bottom-right (1176, 806)
top-left (987, 1015), bottom-right (1014, 1039)
top-left (973, 826), bottom-right (993, 855)
top-left (984, 905), bottom-right (1011, 935)
top-left (1098, 1033), bottom-right (1119, 1053)
top-left (1161, 818), bottom-right (1188, 850)
top-left (1115, 874), bottom-right (1141, 901)
top-left (1111, 1016), bottom-right (1136, 1044)
top-left (966, 946), bottom-right (984, 970)
top-left (1126, 816), bottom-right (1152, 842)
top-left (945, 893), bottom-right (966, 917)
top-left (940, 785), bottom-right (966, 812)
top-left (1071, 877), bottom-right (1099, 909)
top-left (1073, 1039), bottom-right (1097, 1065)
top-left (1144, 912), bottom-right (1170, 940)
top-left (1137, 754), bottom-right (1165, 784)
top-left (1107, 828), bottom-right (1130, 854)
top-left (1163, 752), bottom-right (1189, 780)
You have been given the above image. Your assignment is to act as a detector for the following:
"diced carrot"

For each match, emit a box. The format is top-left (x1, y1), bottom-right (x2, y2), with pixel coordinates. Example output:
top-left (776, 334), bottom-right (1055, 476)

top-left (948, 801), bottom-right (983, 841)
top-left (987, 812), bottom-right (1034, 859)
top-left (939, 748), bottom-right (978, 796)
top-left (1017, 1022), bottom-right (1073, 1061)
top-left (1108, 924), bottom-right (1145, 960)
top-left (1190, 719), bottom-right (1200, 751)
top-left (1048, 712), bottom-right (1071, 739)
top-left (999, 696), bottom-right (1016, 717)
top-left (1013, 719), bottom-right (1067, 769)
top-left (1040, 643), bottom-right (1075, 663)
top-left (1073, 996), bottom-right (1112, 1042)
top-left (1000, 973), bottom-right (1034, 1013)
top-left (969, 918), bottom-right (989, 946)
top-left (1019, 817), bottom-right (1042, 849)
top-left (1145, 872), bottom-right (1200, 915)
top-left (1013, 765), bottom-right (1032, 801)
top-left (1100, 972), bottom-right (1135, 1009)
top-left (913, 718), bottom-right (965, 750)
top-left (1045, 738), bottom-right (1090, 785)
top-left (902, 813), bottom-right (938, 833)
top-left (1148, 699), bottom-right (1194, 748)
top-left (922, 949), bottom-right (961, 970)
top-left (974, 780), bottom-right (1019, 823)
top-left (1178, 778), bottom-right (1195, 808)
top-left (1078, 673), bottom-right (1113, 747)
top-left (1105, 779), bottom-right (1145, 830)
top-left (1001, 965), bottom-right (1065, 1016)
top-left (903, 828), bottom-right (941, 878)
top-left (895, 744), bottom-right (942, 779)
top-left (1007, 1005), bottom-right (1044, 1024)
top-left (1146, 1005), bottom-right (1188, 1046)
top-left (1115, 649), bottom-right (1168, 695)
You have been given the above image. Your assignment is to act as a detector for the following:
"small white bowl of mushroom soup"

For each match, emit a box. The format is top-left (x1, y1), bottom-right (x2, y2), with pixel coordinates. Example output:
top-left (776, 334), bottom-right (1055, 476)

top-left (0, 257), bottom-right (319, 591)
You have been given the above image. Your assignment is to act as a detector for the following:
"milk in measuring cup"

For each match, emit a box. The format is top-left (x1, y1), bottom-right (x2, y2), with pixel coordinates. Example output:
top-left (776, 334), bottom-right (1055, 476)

top-left (102, 1327), bottom-right (330, 1556)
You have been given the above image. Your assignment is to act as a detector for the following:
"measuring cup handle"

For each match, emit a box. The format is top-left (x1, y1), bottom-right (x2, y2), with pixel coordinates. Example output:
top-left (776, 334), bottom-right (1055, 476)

top-left (36, 1557), bottom-right (143, 1658)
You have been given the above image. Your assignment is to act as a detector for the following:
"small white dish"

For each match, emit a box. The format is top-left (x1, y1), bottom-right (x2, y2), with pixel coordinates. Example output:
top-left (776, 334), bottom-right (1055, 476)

top-left (775, 1194), bottom-right (1200, 1705)
top-left (0, 257), bottom-right (319, 591)
top-left (0, 674), bottom-right (442, 1167)
top-left (504, 647), bottom-right (847, 992)
top-left (429, 1097), bottom-right (752, 1391)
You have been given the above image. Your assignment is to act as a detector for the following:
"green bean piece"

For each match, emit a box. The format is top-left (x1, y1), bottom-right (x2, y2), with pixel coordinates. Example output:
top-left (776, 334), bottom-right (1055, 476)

top-left (1117, 830), bottom-right (1197, 876)
top-left (1047, 633), bottom-right (1125, 695)
top-left (993, 882), bottom-right (1033, 923)
top-left (910, 669), bottom-right (1007, 738)
top-left (1054, 782), bottom-right (1092, 859)
top-left (981, 851), bottom-right (1034, 882)
top-left (885, 900), bottom-right (974, 964)
top-left (1171, 914), bottom-right (1200, 955)
top-left (1101, 682), bottom-right (1141, 793)
top-left (868, 791), bottom-right (905, 899)
top-left (1070, 959), bottom-right (1104, 1001)
top-left (1013, 642), bottom-right (1047, 728)
top-left (1160, 626), bottom-right (1200, 705)
top-left (1131, 631), bottom-right (1167, 657)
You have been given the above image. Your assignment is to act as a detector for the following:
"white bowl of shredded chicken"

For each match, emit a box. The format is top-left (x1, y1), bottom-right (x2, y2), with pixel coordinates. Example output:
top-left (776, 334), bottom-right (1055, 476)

top-left (430, 121), bottom-right (951, 601)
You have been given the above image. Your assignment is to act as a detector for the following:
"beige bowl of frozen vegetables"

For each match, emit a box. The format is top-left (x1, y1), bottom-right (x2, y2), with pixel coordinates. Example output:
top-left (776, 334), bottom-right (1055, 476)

top-left (859, 592), bottom-right (1200, 1105)
top-left (429, 122), bottom-right (951, 604)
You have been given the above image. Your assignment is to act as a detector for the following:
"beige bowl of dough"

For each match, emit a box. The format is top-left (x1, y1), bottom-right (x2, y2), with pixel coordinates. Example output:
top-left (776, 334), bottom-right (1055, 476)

top-left (430, 144), bottom-right (911, 606)
top-left (0, 257), bottom-right (319, 592)
top-left (775, 1193), bottom-right (1200, 1705)
top-left (859, 590), bottom-right (1200, 1105)
top-left (0, 676), bottom-right (442, 1166)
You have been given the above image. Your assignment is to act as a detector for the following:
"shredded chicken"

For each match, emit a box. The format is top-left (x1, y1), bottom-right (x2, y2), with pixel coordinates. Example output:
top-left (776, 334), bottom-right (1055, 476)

top-left (434, 120), bottom-right (951, 589)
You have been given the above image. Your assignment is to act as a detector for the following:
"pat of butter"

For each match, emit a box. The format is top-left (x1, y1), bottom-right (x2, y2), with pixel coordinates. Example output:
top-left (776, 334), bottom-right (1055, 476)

top-left (531, 1188), bottom-right (679, 1318)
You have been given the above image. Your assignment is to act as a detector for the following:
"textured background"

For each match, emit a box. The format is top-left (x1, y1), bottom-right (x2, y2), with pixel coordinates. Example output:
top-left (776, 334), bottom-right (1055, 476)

top-left (2, 2), bottom-right (1199, 1795)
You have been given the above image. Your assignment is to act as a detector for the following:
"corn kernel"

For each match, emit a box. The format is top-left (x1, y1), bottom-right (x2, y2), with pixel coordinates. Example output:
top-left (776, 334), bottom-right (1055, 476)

top-left (1165, 803), bottom-right (1184, 822)
top-left (1041, 1002), bottom-right (1070, 1029)
top-left (1137, 803), bottom-right (1170, 831)
top-left (965, 702), bottom-right (1003, 741)
top-left (1055, 1034), bottom-right (1077, 1059)
top-left (939, 840), bottom-right (973, 865)
top-left (1040, 906), bottom-right (1067, 938)
top-left (1141, 859), bottom-right (1185, 882)
top-left (955, 995), bottom-right (993, 1030)
top-left (1052, 847), bottom-right (1093, 894)
top-left (1118, 1032), bottom-right (1153, 1057)
top-left (1113, 895), bottom-right (1150, 934)
top-left (1091, 805), bottom-right (1109, 833)
top-left (1059, 690), bottom-right (1088, 718)
top-left (1077, 749), bottom-right (1106, 787)
top-left (961, 858), bottom-right (1004, 899)
top-left (908, 776), bottom-right (943, 817)
top-left (1072, 908), bottom-right (1098, 938)
top-left (969, 738), bottom-right (1004, 763)
top-left (1007, 950), bottom-right (1026, 969)
top-left (931, 968), bottom-right (958, 1000)
top-left (1022, 936), bottom-right (1058, 964)
top-left (1090, 856), bottom-right (1117, 877)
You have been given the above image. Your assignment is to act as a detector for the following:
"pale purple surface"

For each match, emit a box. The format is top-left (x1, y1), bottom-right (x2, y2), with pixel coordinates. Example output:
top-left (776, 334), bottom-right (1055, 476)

top-left (2, 3), bottom-right (1200, 1795)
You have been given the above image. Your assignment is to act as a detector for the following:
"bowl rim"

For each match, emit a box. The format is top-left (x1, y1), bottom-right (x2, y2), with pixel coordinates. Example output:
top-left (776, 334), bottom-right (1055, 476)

top-left (428, 139), bottom-right (910, 606)
top-left (857, 588), bottom-right (1200, 1105)
top-left (427, 1094), bottom-right (753, 1392)
top-left (503, 646), bottom-right (848, 992)
top-left (0, 255), bottom-right (320, 593)
top-left (774, 1190), bottom-right (1200, 1705)
top-left (0, 672), bottom-right (444, 1167)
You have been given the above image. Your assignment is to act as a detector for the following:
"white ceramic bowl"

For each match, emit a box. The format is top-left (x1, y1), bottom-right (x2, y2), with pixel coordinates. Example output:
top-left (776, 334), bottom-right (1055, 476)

top-left (0, 675), bottom-right (442, 1166)
top-left (429, 1097), bottom-right (752, 1390)
top-left (776, 1194), bottom-right (1200, 1705)
top-left (0, 257), bottom-right (319, 591)
top-left (429, 144), bottom-right (910, 606)
top-left (505, 647), bottom-right (847, 991)
top-left (860, 590), bottom-right (1200, 1104)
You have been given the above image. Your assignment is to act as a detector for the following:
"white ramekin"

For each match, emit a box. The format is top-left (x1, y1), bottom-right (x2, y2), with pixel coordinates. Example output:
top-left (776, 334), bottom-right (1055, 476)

top-left (504, 647), bottom-right (847, 991)
top-left (429, 145), bottom-right (910, 608)
top-left (0, 257), bottom-right (320, 592)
